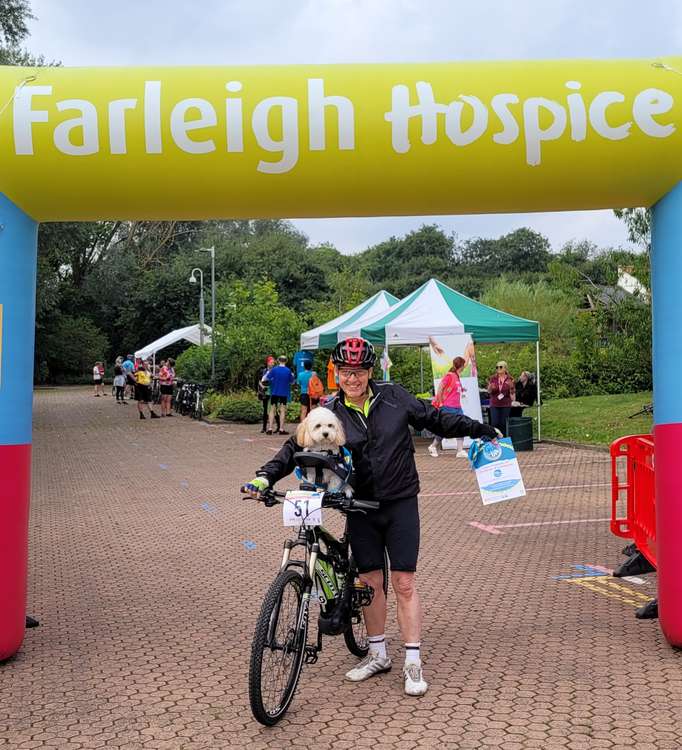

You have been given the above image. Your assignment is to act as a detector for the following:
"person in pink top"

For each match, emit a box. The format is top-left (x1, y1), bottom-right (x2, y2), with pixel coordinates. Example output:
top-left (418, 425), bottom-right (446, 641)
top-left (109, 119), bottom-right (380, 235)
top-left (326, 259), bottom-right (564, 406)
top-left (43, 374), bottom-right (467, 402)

top-left (428, 356), bottom-right (467, 458)
top-left (158, 358), bottom-right (175, 417)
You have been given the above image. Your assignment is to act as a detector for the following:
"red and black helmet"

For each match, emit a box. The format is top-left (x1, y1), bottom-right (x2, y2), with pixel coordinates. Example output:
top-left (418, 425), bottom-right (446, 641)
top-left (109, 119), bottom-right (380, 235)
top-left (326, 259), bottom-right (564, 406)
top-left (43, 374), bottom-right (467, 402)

top-left (331, 337), bottom-right (377, 369)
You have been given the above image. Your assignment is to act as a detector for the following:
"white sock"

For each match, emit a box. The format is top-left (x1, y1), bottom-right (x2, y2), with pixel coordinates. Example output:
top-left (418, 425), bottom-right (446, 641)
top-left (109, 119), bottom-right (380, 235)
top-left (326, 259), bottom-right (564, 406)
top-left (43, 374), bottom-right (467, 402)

top-left (404, 642), bottom-right (421, 667)
top-left (368, 635), bottom-right (387, 659)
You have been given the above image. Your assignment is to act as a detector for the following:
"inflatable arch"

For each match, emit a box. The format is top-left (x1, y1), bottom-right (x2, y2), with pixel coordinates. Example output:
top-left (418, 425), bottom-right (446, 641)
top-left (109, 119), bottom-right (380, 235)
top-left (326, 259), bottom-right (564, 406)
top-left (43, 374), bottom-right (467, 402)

top-left (1, 58), bottom-right (682, 660)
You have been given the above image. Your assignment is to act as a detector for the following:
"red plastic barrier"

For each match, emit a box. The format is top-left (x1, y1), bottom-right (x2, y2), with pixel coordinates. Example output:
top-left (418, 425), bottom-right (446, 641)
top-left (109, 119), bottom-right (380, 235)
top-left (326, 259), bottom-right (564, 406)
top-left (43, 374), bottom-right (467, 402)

top-left (610, 435), bottom-right (656, 568)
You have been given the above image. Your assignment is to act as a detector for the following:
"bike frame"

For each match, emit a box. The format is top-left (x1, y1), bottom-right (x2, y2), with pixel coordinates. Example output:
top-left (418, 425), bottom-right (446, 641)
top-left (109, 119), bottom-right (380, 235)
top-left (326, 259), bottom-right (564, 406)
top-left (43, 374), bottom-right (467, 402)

top-left (277, 519), bottom-right (352, 663)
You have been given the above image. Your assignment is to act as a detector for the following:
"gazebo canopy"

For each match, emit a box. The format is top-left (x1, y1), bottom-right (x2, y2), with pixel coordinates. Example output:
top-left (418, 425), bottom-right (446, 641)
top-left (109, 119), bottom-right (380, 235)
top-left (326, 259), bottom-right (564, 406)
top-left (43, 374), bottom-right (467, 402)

top-left (300, 290), bottom-right (399, 350)
top-left (135, 324), bottom-right (213, 360)
top-left (361, 279), bottom-right (539, 345)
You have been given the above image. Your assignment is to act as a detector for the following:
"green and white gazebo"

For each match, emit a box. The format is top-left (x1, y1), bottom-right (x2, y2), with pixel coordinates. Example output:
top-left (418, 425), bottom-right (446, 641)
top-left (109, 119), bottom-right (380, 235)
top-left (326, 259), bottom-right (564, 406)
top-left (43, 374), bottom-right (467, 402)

top-left (300, 290), bottom-right (399, 350)
top-left (360, 278), bottom-right (542, 437)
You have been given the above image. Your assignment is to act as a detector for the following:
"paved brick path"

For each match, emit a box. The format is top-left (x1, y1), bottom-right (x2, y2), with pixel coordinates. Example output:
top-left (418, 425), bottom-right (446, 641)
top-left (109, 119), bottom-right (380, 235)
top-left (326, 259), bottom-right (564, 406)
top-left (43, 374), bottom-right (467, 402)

top-left (1, 387), bottom-right (681, 749)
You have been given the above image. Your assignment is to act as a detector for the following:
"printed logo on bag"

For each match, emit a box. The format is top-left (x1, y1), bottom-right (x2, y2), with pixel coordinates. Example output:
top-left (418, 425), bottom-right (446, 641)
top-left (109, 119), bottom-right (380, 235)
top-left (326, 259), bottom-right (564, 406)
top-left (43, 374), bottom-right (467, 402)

top-left (483, 442), bottom-right (502, 461)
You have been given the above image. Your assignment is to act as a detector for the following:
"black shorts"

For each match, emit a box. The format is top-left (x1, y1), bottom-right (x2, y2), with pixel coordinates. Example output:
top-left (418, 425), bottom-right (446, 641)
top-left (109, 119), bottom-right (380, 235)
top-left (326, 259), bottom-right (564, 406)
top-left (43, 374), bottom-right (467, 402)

top-left (160, 384), bottom-right (173, 395)
top-left (300, 394), bottom-right (319, 408)
top-left (270, 395), bottom-right (288, 406)
top-left (135, 384), bottom-right (151, 403)
top-left (346, 496), bottom-right (420, 573)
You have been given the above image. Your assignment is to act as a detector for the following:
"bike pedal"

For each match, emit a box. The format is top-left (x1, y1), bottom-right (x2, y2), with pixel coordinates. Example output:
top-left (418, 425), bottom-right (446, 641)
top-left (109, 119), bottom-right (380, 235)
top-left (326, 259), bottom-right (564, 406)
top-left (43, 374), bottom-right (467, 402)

top-left (304, 651), bottom-right (318, 665)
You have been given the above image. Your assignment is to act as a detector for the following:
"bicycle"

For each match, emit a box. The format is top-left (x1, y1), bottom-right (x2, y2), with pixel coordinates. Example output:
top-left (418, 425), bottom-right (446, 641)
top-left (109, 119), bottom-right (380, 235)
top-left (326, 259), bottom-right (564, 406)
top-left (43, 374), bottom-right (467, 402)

top-left (191, 383), bottom-right (207, 420)
top-left (242, 450), bottom-right (388, 726)
top-left (628, 403), bottom-right (653, 419)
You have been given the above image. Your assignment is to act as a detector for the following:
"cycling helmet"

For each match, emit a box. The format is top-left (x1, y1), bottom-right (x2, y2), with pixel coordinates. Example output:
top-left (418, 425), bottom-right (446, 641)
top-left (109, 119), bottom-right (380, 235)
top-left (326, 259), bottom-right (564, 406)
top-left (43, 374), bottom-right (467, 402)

top-left (331, 337), bottom-right (377, 369)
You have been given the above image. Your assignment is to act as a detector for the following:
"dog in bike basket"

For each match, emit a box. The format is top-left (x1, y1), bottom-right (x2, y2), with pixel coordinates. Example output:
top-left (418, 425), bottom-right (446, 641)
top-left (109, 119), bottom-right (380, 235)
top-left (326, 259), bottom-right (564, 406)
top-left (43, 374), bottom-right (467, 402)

top-left (294, 408), bottom-right (352, 493)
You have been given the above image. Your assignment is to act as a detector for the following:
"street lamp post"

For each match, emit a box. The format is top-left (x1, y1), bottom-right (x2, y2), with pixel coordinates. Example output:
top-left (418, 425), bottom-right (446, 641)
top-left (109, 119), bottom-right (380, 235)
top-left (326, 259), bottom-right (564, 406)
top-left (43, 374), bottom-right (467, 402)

top-left (197, 246), bottom-right (216, 381)
top-left (189, 268), bottom-right (205, 346)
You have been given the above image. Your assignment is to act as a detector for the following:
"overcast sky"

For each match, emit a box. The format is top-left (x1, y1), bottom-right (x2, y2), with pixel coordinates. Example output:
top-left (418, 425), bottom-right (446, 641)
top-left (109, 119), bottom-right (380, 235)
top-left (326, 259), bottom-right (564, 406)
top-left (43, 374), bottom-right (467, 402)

top-left (26, 0), bottom-right (679, 254)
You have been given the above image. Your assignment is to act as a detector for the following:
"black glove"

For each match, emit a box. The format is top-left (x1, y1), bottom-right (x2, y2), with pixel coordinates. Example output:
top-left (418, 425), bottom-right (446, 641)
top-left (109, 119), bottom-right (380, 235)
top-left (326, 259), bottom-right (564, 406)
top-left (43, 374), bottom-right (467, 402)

top-left (476, 423), bottom-right (501, 441)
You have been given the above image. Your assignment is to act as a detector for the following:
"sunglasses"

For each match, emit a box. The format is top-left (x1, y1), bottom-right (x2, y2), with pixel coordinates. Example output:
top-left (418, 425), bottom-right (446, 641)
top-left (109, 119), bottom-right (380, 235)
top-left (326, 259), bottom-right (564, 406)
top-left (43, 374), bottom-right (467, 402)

top-left (338, 369), bottom-right (368, 379)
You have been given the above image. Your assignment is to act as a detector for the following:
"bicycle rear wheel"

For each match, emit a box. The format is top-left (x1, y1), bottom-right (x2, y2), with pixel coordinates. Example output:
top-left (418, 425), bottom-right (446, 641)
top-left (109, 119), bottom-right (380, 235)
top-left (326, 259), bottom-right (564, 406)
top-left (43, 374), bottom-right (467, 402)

top-left (344, 549), bottom-right (389, 658)
top-left (249, 568), bottom-right (308, 726)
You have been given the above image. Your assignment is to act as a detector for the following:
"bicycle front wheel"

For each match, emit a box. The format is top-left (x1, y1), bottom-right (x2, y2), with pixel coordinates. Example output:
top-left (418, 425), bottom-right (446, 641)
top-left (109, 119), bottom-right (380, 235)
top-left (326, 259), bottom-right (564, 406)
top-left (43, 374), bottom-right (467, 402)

top-left (249, 568), bottom-right (308, 726)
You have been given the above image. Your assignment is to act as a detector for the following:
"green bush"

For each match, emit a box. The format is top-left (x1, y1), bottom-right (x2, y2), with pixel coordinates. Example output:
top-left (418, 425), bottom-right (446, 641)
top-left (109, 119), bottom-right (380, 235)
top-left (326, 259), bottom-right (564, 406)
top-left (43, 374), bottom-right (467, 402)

top-left (215, 394), bottom-right (262, 423)
top-left (202, 390), bottom-right (301, 425)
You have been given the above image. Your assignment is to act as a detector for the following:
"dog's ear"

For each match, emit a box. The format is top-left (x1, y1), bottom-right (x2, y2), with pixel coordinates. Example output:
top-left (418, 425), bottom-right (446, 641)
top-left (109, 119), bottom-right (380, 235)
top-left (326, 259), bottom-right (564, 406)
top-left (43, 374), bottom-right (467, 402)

top-left (295, 420), bottom-right (310, 449)
top-left (334, 416), bottom-right (346, 446)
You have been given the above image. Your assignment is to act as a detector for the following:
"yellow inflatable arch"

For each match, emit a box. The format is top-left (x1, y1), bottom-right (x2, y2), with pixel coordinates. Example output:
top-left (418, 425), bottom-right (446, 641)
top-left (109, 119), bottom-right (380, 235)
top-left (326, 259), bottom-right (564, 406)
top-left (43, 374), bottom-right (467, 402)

top-left (1, 58), bottom-right (681, 221)
top-left (2, 58), bottom-right (682, 663)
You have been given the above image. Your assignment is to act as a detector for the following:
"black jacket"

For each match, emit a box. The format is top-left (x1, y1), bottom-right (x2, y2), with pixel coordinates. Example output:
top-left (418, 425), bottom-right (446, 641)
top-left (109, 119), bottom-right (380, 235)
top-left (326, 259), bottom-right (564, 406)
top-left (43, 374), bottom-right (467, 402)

top-left (256, 380), bottom-right (497, 502)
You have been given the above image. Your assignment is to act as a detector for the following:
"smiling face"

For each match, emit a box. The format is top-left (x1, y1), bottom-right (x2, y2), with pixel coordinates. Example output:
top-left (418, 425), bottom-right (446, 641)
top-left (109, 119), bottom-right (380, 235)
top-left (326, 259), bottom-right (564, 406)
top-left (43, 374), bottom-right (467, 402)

top-left (338, 367), bottom-right (372, 403)
top-left (296, 407), bottom-right (346, 450)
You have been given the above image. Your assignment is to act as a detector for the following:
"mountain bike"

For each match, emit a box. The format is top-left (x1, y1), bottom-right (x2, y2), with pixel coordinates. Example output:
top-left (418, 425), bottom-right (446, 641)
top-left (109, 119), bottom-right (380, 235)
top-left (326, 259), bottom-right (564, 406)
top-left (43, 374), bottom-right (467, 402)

top-left (242, 451), bottom-right (389, 726)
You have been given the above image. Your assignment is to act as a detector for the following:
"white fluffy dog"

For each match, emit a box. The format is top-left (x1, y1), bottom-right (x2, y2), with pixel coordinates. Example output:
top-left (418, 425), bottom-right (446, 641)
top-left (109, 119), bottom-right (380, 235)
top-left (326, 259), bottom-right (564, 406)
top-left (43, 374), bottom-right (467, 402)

top-left (295, 408), bottom-right (349, 490)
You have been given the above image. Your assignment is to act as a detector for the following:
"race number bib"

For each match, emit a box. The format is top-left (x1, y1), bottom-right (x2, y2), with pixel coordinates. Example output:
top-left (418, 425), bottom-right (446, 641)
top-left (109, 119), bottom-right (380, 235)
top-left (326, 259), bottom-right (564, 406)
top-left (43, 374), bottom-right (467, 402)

top-left (283, 490), bottom-right (323, 526)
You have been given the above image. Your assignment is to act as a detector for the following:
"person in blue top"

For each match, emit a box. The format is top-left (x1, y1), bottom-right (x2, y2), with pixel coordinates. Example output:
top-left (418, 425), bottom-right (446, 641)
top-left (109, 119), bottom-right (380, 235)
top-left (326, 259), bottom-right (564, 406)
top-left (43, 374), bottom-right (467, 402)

top-left (263, 355), bottom-right (294, 435)
top-left (296, 360), bottom-right (316, 421)
top-left (121, 354), bottom-right (135, 400)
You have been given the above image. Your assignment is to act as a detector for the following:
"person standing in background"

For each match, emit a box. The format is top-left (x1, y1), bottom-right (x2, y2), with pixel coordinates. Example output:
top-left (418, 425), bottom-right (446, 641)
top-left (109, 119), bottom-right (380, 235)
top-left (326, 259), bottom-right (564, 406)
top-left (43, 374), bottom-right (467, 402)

top-left (263, 355), bottom-right (294, 435)
top-left (297, 360), bottom-right (316, 421)
top-left (257, 356), bottom-right (276, 433)
top-left (428, 356), bottom-right (467, 458)
top-left (113, 362), bottom-right (127, 404)
top-left (158, 358), bottom-right (175, 417)
top-left (487, 361), bottom-right (515, 436)
top-left (122, 354), bottom-right (135, 399)
top-left (134, 360), bottom-right (160, 420)
top-left (92, 361), bottom-right (104, 397)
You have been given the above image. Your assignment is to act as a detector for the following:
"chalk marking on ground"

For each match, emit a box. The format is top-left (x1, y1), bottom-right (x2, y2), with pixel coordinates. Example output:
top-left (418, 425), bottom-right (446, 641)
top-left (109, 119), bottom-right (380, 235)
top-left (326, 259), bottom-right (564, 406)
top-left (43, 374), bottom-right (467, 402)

top-left (468, 516), bottom-right (611, 535)
top-left (418, 458), bottom-right (609, 473)
top-left (424, 481), bottom-right (610, 499)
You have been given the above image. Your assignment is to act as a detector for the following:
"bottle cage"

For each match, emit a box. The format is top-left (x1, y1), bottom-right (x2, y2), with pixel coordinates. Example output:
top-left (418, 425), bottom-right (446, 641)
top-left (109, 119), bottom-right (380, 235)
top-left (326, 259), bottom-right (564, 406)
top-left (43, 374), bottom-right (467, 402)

top-left (293, 449), bottom-right (353, 490)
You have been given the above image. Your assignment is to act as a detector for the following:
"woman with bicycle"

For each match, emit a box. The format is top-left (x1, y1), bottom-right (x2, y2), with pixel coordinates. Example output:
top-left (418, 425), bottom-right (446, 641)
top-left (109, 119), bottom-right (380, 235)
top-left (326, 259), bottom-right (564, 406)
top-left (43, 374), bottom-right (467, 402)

top-left (245, 337), bottom-right (499, 699)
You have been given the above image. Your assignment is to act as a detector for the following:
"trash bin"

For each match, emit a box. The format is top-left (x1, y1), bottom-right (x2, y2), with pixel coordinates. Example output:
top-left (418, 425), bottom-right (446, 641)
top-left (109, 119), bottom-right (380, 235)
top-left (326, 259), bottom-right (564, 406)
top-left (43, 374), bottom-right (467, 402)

top-left (507, 416), bottom-right (533, 451)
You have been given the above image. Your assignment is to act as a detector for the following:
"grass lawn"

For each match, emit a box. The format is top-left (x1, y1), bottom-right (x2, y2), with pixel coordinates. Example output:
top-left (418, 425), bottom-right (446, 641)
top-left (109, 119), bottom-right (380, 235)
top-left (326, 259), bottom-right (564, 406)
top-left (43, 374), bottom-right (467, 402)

top-left (534, 391), bottom-right (653, 447)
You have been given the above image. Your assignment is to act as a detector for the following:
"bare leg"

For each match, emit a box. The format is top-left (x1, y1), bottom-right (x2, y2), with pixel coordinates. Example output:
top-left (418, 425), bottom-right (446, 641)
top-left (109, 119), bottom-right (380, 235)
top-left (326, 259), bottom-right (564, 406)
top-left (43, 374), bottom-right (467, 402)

top-left (359, 569), bottom-right (387, 637)
top-left (391, 571), bottom-right (421, 643)
top-left (279, 403), bottom-right (287, 432)
top-left (300, 403), bottom-right (308, 421)
top-left (360, 570), bottom-right (386, 636)
top-left (267, 403), bottom-right (276, 432)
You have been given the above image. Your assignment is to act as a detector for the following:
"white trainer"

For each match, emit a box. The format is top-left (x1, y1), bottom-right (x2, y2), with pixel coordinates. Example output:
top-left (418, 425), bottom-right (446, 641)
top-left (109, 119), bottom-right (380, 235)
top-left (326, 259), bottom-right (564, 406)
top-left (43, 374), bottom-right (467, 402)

top-left (427, 445), bottom-right (439, 458)
top-left (456, 450), bottom-right (468, 458)
top-left (345, 653), bottom-right (392, 682)
top-left (403, 663), bottom-right (428, 696)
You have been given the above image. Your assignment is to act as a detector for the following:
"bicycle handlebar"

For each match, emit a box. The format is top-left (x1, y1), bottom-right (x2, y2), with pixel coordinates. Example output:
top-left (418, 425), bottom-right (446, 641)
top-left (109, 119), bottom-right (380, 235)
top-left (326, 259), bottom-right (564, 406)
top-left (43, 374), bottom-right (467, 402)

top-left (240, 486), bottom-right (379, 513)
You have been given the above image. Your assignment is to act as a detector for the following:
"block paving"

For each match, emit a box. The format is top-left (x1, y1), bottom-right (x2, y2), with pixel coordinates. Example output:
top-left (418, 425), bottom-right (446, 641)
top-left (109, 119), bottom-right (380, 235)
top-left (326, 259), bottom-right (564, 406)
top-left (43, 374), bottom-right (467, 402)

top-left (1, 387), bottom-right (680, 748)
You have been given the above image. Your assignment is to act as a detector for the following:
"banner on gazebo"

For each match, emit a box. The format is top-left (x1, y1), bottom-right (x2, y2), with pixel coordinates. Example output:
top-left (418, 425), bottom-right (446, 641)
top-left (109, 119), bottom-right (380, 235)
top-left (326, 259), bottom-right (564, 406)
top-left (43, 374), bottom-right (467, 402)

top-left (429, 333), bottom-right (483, 449)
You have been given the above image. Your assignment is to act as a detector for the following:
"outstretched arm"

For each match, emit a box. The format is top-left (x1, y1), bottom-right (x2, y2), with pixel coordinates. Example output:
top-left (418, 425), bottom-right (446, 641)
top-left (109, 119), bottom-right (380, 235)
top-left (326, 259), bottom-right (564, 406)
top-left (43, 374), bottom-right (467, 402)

top-left (406, 391), bottom-right (497, 440)
top-left (255, 436), bottom-right (300, 486)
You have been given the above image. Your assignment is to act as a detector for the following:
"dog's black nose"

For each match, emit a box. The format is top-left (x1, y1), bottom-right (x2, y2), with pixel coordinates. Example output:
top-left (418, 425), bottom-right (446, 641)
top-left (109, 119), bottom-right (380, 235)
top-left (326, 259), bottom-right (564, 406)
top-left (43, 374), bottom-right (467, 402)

top-left (322, 432), bottom-right (329, 438)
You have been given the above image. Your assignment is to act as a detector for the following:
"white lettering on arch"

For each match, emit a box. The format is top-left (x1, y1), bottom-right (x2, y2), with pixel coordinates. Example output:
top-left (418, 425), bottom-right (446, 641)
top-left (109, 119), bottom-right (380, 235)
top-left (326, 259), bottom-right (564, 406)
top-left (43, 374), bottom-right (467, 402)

top-left (589, 91), bottom-right (631, 140)
top-left (54, 99), bottom-right (99, 156)
top-left (170, 98), bottom-right (217, 154)
top-left (252, 96), bottom-right (299, 174)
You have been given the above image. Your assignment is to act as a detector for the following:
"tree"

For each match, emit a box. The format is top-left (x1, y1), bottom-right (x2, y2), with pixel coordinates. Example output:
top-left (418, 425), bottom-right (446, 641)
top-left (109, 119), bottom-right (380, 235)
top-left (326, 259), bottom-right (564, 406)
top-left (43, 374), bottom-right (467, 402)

top-left (614, 208), bottom-right (651, 253)
top-left (0, 0), bottom-right (51, 66)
